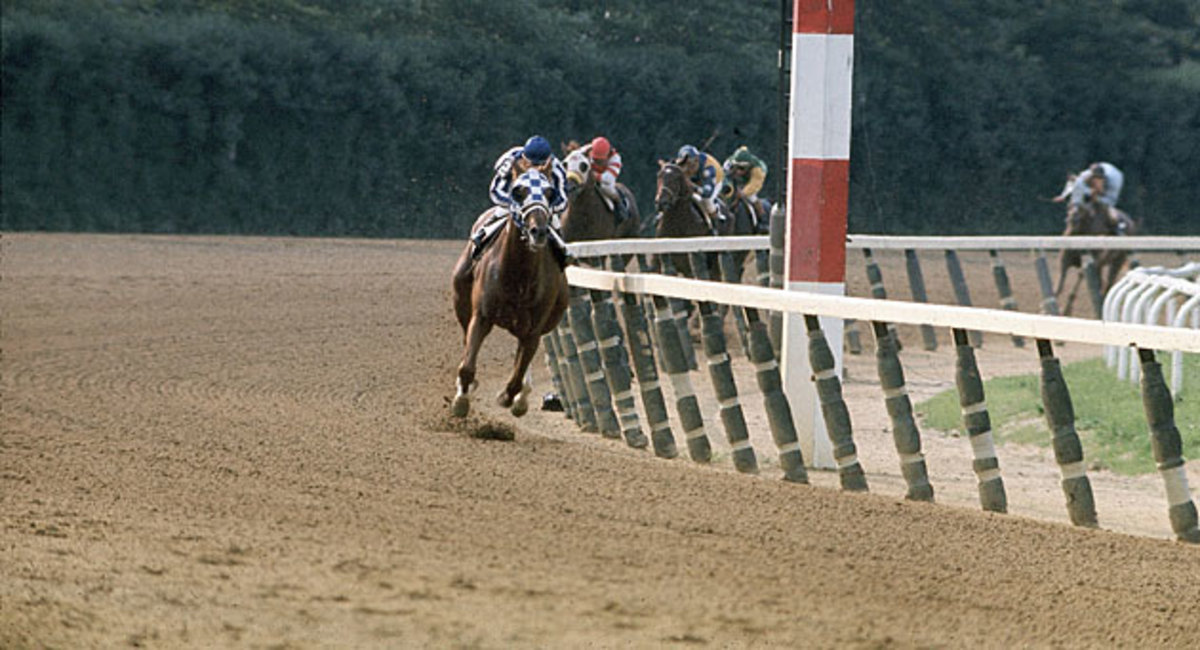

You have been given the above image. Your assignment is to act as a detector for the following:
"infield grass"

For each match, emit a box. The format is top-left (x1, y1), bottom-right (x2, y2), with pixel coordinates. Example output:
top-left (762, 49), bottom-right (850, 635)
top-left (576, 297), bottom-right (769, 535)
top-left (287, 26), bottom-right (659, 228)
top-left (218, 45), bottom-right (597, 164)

top-left (916, 353), bottom-right (1200, 476)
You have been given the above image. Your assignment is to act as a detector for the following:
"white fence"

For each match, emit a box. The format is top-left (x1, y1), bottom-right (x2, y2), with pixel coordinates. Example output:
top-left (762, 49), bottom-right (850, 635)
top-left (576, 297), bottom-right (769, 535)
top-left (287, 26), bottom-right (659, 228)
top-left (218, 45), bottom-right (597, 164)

top-left (566, 234), bottom-right (1200, 353)
top-left (1104, 263), bottom-right (1200, 394)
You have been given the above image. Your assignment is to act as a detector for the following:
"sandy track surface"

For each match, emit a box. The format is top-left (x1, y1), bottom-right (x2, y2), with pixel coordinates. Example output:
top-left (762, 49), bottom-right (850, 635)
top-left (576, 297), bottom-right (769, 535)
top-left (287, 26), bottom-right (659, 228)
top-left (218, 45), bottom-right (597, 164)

top-left (2, 233), bottom-right (1197, 649)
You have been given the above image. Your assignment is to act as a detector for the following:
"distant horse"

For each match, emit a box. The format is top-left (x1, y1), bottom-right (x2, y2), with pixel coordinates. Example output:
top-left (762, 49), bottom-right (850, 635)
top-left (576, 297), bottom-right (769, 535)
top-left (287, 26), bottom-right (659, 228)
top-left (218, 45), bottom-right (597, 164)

top-left (560, 148), bottom-right (642, 244)
top-left (451, 170), bottom-right (570, 418)
top-left (1055, 191), bottom-right (1138, 316)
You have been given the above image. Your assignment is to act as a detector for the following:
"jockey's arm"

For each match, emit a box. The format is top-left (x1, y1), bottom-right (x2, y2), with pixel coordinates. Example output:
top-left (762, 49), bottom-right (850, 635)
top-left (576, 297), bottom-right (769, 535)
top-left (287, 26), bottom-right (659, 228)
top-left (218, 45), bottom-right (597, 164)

top-left (740, 167), bottom-right (765, 198)
top-left (489, 149), bottom-right (520, 208)
top-left (696, 157), bottom-right (724, 200)
top-left (595, 152), bottom-right (622, 191)
top-left (548, 160), bottom-right (569, 216)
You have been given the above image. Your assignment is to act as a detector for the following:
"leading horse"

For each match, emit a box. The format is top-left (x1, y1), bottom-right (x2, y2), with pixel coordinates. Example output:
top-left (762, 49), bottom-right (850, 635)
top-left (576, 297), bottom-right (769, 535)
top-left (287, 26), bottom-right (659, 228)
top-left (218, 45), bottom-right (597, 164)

top-left (451, 170), bottom-right (570, 418)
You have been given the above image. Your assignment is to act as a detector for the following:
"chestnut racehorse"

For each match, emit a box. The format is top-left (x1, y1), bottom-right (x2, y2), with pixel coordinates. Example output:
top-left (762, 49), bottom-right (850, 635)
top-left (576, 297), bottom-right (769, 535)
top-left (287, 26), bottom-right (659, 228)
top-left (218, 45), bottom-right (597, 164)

top-left (450, 170), bottom-right (569, 418)
top-left (1055, 191), bottom-right (1138, 316)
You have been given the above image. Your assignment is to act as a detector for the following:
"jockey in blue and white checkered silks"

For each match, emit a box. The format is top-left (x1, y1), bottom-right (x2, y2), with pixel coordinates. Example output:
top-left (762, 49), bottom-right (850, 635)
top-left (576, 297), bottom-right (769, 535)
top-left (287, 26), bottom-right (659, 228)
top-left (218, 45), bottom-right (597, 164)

top-left (471, 135), bottom-right (574, 267)
top-left (675, 144), bottom-right (726, 228)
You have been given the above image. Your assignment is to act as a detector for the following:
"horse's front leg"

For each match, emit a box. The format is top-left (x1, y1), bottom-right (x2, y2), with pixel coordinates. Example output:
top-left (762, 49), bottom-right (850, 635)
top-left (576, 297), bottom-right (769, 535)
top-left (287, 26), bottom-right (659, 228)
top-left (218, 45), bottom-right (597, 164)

top-left (498, 336), bottom-right (541, 417)
top-left (452, 315), bottom-right (493, 417)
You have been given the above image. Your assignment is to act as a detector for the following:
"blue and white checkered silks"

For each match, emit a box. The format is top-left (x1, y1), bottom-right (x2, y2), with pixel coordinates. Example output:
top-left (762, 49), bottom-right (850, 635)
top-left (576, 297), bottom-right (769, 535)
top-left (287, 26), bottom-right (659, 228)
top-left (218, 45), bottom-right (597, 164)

top-left (513, 170), bottom-right (552, 211)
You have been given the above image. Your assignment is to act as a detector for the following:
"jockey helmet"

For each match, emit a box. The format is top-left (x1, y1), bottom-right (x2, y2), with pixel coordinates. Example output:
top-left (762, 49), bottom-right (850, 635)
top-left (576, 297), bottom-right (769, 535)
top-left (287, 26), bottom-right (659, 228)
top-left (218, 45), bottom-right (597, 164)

top-left (677, 145), bottom-right (700, 166)
top-left (589, 136), bottom-right (611, 161)
top-left (522, 135), bottom-right (552, 165)
top-left (1089, 162), bottom-right (1106, 179)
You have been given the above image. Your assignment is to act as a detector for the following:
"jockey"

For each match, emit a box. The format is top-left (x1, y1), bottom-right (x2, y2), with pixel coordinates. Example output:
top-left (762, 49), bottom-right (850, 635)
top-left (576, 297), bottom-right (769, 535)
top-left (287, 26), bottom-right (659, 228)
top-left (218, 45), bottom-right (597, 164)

top-left (473, 135), bottom-right (574, 267)
top-left (720, 145), bottom-right (768, 224)
top-left (580, 136), bottom-right (631, 223)
top-left (1054, 161), bottom-right (1127, 233)
top-left (674, 144), bottom-right (725, 228)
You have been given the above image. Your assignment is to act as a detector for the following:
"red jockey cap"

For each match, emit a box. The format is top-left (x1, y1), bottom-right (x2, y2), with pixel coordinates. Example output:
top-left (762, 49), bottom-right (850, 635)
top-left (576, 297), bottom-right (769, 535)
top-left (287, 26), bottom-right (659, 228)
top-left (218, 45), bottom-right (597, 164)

top-left (589, 136), bottom-right (611, 160)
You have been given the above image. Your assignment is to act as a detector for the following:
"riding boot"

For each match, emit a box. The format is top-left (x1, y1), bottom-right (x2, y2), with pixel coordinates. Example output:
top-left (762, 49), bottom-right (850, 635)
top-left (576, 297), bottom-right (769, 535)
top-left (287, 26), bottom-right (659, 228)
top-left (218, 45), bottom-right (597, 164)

top-left (548, 228), bottom-right (576, 269)
top-left (469, 229), bottom-right (486, 260)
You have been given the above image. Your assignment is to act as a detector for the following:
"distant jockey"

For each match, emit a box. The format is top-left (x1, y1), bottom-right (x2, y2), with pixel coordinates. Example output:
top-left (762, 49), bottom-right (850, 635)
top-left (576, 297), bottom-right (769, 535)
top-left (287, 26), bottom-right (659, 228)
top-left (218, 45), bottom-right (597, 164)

top-left (1053, 161), bottom-right (1128, 234)
top-left (473, 135), bottom-right (574, 267)
top-left (721, 145), bottom-right (768, 228)
top-left (579, 136), bottom-right (631, 223)
top-left (674, 144), bottom-right (725, 229)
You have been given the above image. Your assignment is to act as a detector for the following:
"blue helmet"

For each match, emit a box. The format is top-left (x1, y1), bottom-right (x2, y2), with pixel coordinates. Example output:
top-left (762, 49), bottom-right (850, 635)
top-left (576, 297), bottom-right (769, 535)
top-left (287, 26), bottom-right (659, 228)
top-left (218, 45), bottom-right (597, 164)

top-left (677, 144), bottom-right (700, 166)
top-left (522, 135), bottom-right (552, 165)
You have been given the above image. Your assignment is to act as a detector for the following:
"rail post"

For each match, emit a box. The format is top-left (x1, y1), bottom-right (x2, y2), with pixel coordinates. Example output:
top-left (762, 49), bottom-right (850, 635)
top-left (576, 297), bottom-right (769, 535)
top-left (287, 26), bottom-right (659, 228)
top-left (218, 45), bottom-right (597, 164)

top-left (953, 328), bottom-right (1007, 512)
top-left (587, 285), bottom-right (648, 449)
top-left (903, 249), bottom-right (939, 351)
top-left (862, 248), bottom-right (901, 348)
top-left (744, 309), bottom-right (808, 482)
top-left (1033, 251), bottom-right (1061, 316)
top-left (988, 250), bottom-right (1025, 348)
top-left (542, 332), bottom-right (575, 420)
top-left (691, 252), bottom-right (758, 473)
top-left (1037, 339), bottom-right (1098, 528)
top-left (806, 315), bottom-right (867, 491)
top-left (872, 321), bottom-right (934, 501)
top-left (944, 250), bottom-right (982, 348)
top-left (566, 289), bottom-right (621, 438)
top-left (555, 324), bottom-right (598, 432)
top-left (1138, 349), bottom-right (1200, 543)
top-left (649, 293), bottom-right (713, 463)
top-left (615, 288), bottom-right (678, 459)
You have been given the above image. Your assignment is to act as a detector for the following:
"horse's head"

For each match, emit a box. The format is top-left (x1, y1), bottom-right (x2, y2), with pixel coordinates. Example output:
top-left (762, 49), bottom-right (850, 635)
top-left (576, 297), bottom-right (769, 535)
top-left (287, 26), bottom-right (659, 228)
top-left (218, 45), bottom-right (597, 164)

top-left (655, 161), bottom-right (690, 213)
top-left (510, 170), bottom-right (554, 252)
top-left (562, 149), bottom-right (592, 195)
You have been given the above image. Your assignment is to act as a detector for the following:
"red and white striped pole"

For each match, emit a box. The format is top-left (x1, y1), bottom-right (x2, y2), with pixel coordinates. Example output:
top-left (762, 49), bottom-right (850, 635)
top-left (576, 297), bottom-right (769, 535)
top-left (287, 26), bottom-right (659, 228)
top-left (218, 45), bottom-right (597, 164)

top-left (782, 0), bottom-right (854, 469)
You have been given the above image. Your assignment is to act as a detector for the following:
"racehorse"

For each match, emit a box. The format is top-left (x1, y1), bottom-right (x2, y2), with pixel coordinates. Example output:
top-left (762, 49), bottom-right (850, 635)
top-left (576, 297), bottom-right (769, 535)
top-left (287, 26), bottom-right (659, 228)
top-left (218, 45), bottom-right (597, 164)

top-left (1055, 190), bottom-right (1138, 316)
top-left (653, 160), bottom-right (739, 277)
top-left (560, 148), bottom-right (642, 244)
top-left (450, 170), bottom-right (569, 418)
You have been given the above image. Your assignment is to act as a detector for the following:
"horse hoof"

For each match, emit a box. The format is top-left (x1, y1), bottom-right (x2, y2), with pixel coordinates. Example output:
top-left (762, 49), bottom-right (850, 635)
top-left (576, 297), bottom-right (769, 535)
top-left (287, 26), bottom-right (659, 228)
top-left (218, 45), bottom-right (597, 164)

top-left (511, 399), bottom-right (528, 417)
top-left (496, 391), bottom-right (514, 408)
top-left (451, 394), bottom-right (470, 418)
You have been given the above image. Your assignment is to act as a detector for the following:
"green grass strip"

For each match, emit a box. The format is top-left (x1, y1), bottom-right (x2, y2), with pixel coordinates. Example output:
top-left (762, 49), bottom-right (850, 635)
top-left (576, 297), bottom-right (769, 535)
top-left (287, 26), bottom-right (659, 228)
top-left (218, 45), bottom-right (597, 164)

top-left (916, 353), bottom-right (1200, 476)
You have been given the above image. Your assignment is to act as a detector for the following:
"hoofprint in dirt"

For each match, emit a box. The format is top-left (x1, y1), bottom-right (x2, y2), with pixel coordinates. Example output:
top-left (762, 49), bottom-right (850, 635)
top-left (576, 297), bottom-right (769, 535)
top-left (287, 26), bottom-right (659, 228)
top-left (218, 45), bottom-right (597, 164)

top-left (2, 234), bottom-right (1197, 649)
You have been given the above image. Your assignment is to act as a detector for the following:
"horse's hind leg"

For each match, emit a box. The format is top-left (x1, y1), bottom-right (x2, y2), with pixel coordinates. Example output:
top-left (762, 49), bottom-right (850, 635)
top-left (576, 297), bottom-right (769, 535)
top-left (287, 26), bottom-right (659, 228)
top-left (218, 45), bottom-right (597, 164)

top-left (452, 316), bottom-right (492, 417)
top-left (498, 336), bottom-right (540, 417)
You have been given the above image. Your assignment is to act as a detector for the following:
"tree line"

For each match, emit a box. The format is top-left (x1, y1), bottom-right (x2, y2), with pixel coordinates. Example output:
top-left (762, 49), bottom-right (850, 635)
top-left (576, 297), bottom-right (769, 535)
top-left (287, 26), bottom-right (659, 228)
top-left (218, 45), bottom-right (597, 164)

top-left (2, 0), bottom-right (1197, 237)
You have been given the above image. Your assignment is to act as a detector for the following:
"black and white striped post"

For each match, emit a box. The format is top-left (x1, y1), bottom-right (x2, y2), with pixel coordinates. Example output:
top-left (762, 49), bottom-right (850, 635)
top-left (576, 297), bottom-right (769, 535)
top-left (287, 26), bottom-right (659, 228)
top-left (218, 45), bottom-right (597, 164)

top-left (806, 315), bottom-right (867, 491)
top-left (1033, 251), bottom-right (1061, 316)
top-left (1037, 338), bottom-right (1098, 528)
top-left (587, 285), bottom-right (648, 449)
top-left (862, 248), bottom-right (901, 348)
top-left (744, 309), bottom-right (808, 483)
top-left (1138, 349), bottom-right (1200, 543)
top-left (953, 328), bottom-right (1007, 513)
top-left (691, 253), bottom-right (757, 474)
top-left (554, 324), bottom-right (597, 432)
top-left (614, 278), bottom-right (679, 459)
top-left (944, 250), bottom-right (982, 348)
top-left (988, 250), bottom-right (1025, 348)
top-left (542, 332), bottom-right (575, 420)
top-left (903, 249), bottom-right (939, 351)
top-left (872, 321), bottom-right (934, 501)
top-left (649, 293), bottom-right (712, 463)
top-left (566, 290), bottom-right (621, 438)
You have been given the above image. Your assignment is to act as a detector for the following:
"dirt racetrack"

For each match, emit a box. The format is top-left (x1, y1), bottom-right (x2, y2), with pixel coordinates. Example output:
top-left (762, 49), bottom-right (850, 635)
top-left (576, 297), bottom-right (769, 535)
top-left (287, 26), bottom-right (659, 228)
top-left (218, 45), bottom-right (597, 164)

top-left (2, 233), bottom-right (1198, 649)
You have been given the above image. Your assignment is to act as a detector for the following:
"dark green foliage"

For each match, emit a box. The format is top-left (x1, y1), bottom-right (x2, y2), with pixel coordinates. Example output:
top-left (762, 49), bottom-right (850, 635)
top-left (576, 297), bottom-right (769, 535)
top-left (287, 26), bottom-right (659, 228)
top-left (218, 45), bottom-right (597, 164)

top-left (2, 1), bottom-right (1197, 237)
